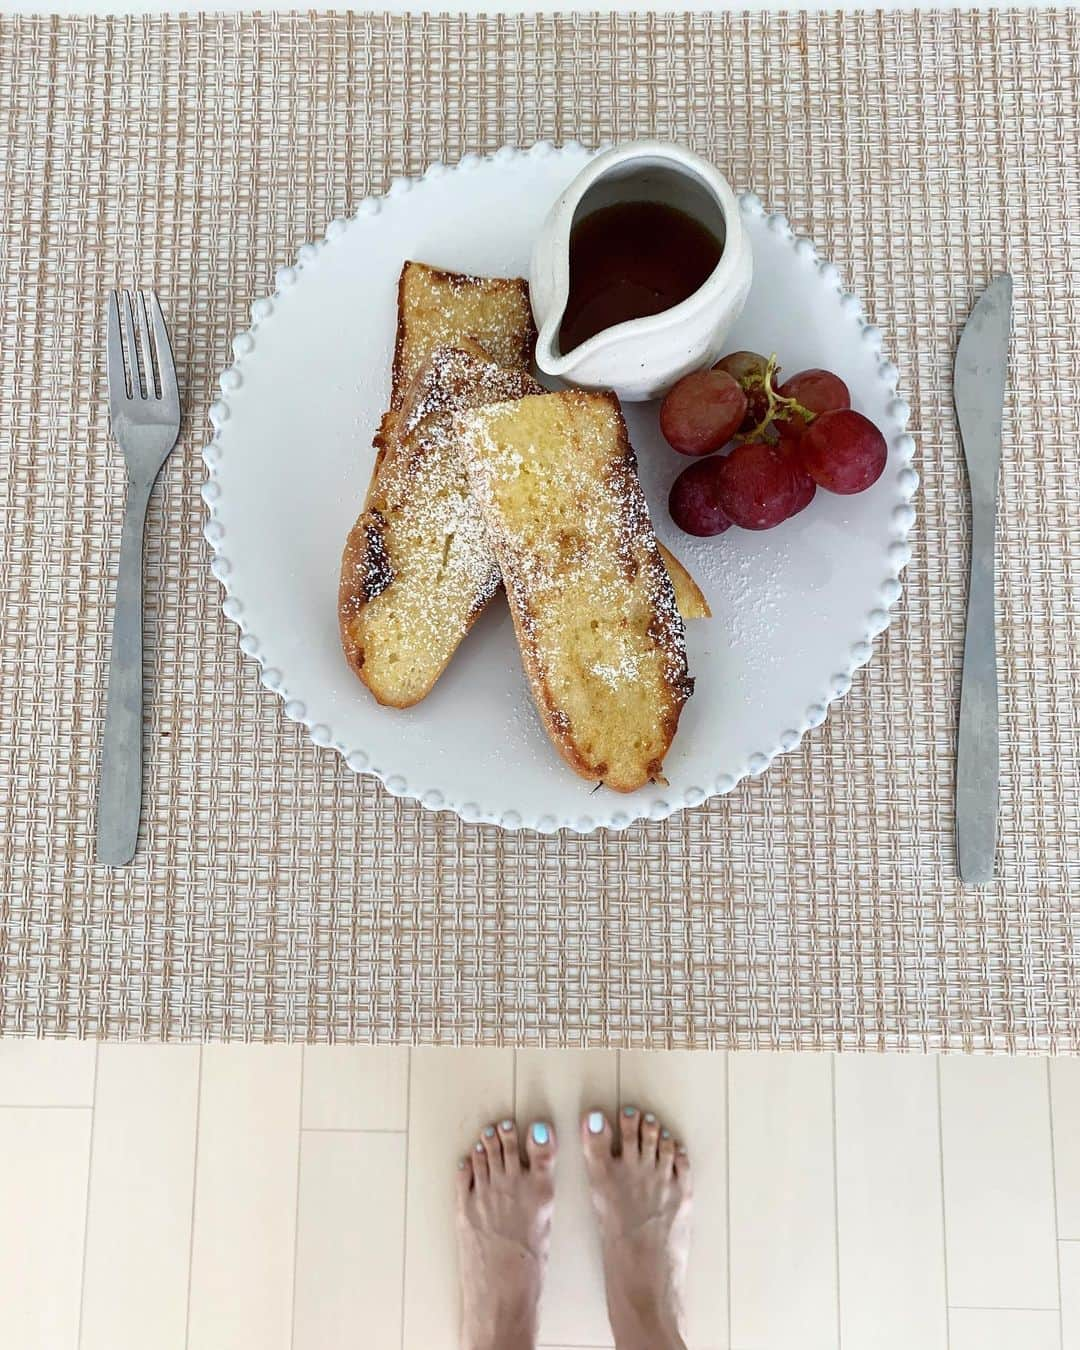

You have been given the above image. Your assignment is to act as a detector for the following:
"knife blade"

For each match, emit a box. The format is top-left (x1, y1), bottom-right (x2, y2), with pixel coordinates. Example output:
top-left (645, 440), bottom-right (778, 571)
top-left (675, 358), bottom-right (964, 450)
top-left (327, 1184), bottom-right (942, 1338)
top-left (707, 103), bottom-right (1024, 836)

top-left (954, 274), bottom-right (1012, 885)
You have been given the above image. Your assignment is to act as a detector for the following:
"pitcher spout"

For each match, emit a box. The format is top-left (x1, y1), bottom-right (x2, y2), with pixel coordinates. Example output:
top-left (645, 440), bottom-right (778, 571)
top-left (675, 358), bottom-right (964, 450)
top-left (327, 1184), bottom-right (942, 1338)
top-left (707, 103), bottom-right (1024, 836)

top-left (529, 140), bottom-right (753, 403)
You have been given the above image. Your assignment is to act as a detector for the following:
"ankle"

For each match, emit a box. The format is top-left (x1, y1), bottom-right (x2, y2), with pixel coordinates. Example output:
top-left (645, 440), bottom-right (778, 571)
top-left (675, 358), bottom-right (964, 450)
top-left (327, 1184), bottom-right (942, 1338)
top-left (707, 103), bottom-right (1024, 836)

top-left (462, 1330), bottom-right (535, 1350)
top-left (462, 1329), bottom-right (533, 1350)
top-left (607, 1289), bottom-right (686, 1350)
top-left (461, 1304), bottom-right (537, 1350)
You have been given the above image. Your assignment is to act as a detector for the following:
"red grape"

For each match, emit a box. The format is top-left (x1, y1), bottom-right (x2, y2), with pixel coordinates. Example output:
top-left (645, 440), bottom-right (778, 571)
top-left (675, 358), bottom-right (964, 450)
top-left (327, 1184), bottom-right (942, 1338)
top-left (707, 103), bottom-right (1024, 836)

top-left (714, 350), bottom-right (774, 431)
top-left (800, 409), bottom-right (887, 494)
top-left (715, 441), bottom-right (799, 530)
top-left (668, 458), bottom-right (733, 536)
top-left (785, 461), bottom-right (818, 516)
top-left (777, 441), bottom-right (817, 516)
top-left (775, 368), bottom-right (851, 446)
top-left (660, 369), bottom-right (748, 456)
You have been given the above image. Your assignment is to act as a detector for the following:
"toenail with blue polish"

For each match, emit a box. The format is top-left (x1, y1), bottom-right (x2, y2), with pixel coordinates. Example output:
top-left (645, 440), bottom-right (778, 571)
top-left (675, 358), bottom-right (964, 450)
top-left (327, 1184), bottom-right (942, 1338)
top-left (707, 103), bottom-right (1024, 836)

top-left (531, 1122), bottom-right (550, 1146)
top-left (484, 1125), bottom-right (495, 1137)
top-left (661, 1128), bottom-right (671, 1139)
top-left (457, 1159), bottom-right (467, 1169)
top-left (645, 1112), bottom-right (656, 1123)
top-left (588, 1111), bottom-right (605, 1134)
top-left (501, 1119), bottom-right (513, 1131)
top-left (623, 1106), bottom-right (637, 1117)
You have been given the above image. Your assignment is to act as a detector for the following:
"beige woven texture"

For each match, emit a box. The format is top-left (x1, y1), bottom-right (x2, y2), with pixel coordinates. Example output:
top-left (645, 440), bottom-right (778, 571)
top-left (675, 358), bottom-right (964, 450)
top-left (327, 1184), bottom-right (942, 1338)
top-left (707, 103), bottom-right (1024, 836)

top-left (0, 12), bottom-right (1077, 1049)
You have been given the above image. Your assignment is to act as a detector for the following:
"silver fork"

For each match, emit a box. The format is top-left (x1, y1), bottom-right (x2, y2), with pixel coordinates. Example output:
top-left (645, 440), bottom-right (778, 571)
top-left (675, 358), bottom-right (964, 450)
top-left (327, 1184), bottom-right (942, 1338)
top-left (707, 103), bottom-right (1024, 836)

top-left (96, 290), bottom-right (181, 865)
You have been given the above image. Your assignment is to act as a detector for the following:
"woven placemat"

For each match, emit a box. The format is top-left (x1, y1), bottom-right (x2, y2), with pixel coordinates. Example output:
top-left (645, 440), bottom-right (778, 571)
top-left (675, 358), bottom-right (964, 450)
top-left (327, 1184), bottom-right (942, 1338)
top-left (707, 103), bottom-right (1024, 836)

top-left (0, 11), bottom-right (1077, 1049)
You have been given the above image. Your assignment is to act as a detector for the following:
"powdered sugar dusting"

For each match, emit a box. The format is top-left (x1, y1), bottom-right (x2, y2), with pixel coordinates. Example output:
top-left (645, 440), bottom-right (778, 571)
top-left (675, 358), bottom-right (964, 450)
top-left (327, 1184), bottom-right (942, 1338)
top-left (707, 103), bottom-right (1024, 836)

top-left (454, 390), bottom-right (691, 786)
top-left (401, 344), bottom-right (541, 439)
top-left (462, 395), bottom-right (687, 673)
top-left (589, 648), bottom-right (645, 689)
top-left (345, 345), bottom-right (545, 687)
top-left (394, 263), bottom-right (535, 404)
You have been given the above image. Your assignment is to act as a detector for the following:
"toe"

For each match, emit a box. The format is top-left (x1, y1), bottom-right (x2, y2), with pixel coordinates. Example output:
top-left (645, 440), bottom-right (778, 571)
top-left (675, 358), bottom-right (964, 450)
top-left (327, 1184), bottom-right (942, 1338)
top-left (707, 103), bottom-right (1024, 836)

top-left (455, 1156), bottom-right (474, 1201)
top-left (582, 1108), bottom-right (615, 1171)
top-left (471, 1139), bottom-right (489, 1186)
top-left (480, 1123), bottom-right (504, 1176)
top-left (498, 1118), bottom-right (521, 1175)
top-left (619, 1104), bottom-right (641, 1157)
top-left (640, 1111), bottom-right (661, 1163)
top-left (525, 1119), bottom-right (556, 1175)
top-left (674, 1142), bottom-right (691, 1186)
top-left (659, 1127), bottom-right (676, 1176)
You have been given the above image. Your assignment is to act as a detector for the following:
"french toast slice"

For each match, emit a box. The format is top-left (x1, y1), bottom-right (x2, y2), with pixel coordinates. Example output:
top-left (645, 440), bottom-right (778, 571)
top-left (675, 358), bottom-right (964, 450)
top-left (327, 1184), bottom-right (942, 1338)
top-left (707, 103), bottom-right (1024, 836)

top-left (453, 389), bottom-right (693, 791)
top-left (658, 544), bottom-right (710, 621)
top-left (363, 262), bottom-right (537, 507)
top-left (390, 261), bottom-right (536, 410)
top-left (342, 342), bottom-right (709, 710)
top-left (371, 261), bottom-right (709, 608)
top-left (341, 343), bottom-right (541, 708)
top-left (390, 339), bottom-right (709, 622)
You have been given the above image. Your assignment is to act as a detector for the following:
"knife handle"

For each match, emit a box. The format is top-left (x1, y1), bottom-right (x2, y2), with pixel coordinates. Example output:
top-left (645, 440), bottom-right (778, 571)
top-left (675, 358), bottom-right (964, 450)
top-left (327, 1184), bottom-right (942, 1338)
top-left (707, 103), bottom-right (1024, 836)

top-left (956, 497), bottom-right (999, 885)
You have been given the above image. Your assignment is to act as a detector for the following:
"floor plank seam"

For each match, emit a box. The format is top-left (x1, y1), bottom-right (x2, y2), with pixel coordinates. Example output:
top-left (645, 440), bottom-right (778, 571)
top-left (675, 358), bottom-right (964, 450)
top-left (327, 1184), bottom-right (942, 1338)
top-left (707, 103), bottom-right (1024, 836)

top-left (289, 1046), bottom-right (305, 1350)
top-left (725, 1049), bottom-right (733, 1350)
top-left (301, 1125), bottom-right (408, 1134)
top-left (948, 1304), bottom-right (1063, 1312)
top-left (936, 1056), bottom-right (953, 1350)
top-left (1047, 1058), bottom-right (1066, 1349)
top-left (0, 1101), bottom-right (95, 1110)
top-left (182, 1046), bottom-right (204, 1350)
top-left (831, 1053), bottom-right (842, 1350)
top-left (399, 1046), bottom-right (412, 1350)
top-left (74, 1042), bottom-right (100, 1350)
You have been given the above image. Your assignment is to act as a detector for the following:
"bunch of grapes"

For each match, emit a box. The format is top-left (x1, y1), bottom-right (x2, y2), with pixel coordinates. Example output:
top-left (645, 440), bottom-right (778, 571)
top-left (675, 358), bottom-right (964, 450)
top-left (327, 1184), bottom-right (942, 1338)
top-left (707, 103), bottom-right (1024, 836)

top-left (661, 351), bottom-right (887, 537)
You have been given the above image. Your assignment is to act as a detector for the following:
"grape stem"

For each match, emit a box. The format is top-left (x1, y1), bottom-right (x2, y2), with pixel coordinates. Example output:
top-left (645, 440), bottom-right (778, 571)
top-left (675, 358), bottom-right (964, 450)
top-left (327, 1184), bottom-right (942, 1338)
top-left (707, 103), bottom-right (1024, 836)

top-left (737, 353), bottom-right (816, 443)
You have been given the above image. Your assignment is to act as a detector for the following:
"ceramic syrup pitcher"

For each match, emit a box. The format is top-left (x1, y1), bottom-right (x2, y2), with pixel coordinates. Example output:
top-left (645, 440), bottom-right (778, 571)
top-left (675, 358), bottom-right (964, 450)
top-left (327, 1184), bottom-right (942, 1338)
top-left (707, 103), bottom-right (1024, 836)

top-left (530, 141), bottom-right (753, 402)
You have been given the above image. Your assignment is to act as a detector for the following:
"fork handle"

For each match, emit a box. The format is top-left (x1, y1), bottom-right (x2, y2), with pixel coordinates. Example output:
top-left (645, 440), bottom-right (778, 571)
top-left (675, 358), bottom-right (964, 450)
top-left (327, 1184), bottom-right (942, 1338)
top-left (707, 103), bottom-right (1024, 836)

top-left (96, 480), bottom-right (152, 865)
top-left (956, 497), bottom-right (999, 886)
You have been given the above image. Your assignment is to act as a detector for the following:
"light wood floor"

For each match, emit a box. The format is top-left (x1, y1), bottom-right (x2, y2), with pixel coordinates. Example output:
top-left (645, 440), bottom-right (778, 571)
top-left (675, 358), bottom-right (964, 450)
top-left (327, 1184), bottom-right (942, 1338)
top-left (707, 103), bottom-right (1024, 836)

top-left (1, 1042), bottom-right (1077, 1350)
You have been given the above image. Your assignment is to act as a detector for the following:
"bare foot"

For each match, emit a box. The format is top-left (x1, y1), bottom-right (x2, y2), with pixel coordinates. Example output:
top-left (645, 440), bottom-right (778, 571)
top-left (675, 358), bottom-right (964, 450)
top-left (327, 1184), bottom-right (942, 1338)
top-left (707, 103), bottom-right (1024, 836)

top-left (456, 1117), bottom-right (556, 1350)
top-left (582, 1106), bottom-right (692, 1350)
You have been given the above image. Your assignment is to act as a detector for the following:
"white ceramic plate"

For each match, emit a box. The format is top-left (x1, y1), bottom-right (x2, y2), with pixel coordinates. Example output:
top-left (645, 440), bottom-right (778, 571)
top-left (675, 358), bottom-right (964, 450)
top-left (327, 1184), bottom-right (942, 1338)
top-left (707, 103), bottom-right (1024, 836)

top-left (203, 142), bottom-right (918, 833)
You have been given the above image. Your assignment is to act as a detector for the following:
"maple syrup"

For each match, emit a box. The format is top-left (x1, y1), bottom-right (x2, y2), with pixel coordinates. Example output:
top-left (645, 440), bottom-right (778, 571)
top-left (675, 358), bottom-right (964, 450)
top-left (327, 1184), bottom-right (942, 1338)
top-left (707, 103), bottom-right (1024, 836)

top-left (558, 201), bottom-right (723, 354)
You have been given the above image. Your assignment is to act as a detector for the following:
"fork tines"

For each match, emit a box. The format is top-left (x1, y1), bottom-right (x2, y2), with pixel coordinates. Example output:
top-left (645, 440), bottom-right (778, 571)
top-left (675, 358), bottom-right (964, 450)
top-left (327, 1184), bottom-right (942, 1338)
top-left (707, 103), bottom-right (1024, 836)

top-left (107, 289), bottom-right (179, 417)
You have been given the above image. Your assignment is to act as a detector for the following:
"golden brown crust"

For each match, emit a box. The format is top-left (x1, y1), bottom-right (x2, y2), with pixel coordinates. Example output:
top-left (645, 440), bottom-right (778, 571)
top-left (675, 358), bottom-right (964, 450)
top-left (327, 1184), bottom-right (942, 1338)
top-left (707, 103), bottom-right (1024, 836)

top-left (365, 410), bottom-right (399, 508)
top-left (657, 543), bottom-right (711, 620)
top-left (348, 255), bottom-right (538, 707)
top-left (534, 396), bottom-right (692, 789)
top-left (339, 511), bottom-right (387, 695)
top-left (389, 265), bottom-right (410, 411)
top-left (340, 344), bottom-right (540, 708)
top-left (389, 261), bottom-right (535, 410)
top-left (398, 337), bottom-right (541, 436)
top-left (455, 389), bottom-right (693, 792)
top-left (338, 507), bottom-right (496, 709)
top-left (347, 264), bottom-right (705, 736)
top-left (367, 261), bottom-right (536, 512)
top-left (346, 354), bottom-right (710, 713)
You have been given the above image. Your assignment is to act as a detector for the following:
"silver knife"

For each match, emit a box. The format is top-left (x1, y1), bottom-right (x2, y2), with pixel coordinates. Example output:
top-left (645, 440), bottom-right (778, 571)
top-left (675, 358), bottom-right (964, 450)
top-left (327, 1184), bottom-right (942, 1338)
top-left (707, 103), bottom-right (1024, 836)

top-left (954, 274), bottom-right (1012, 885)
